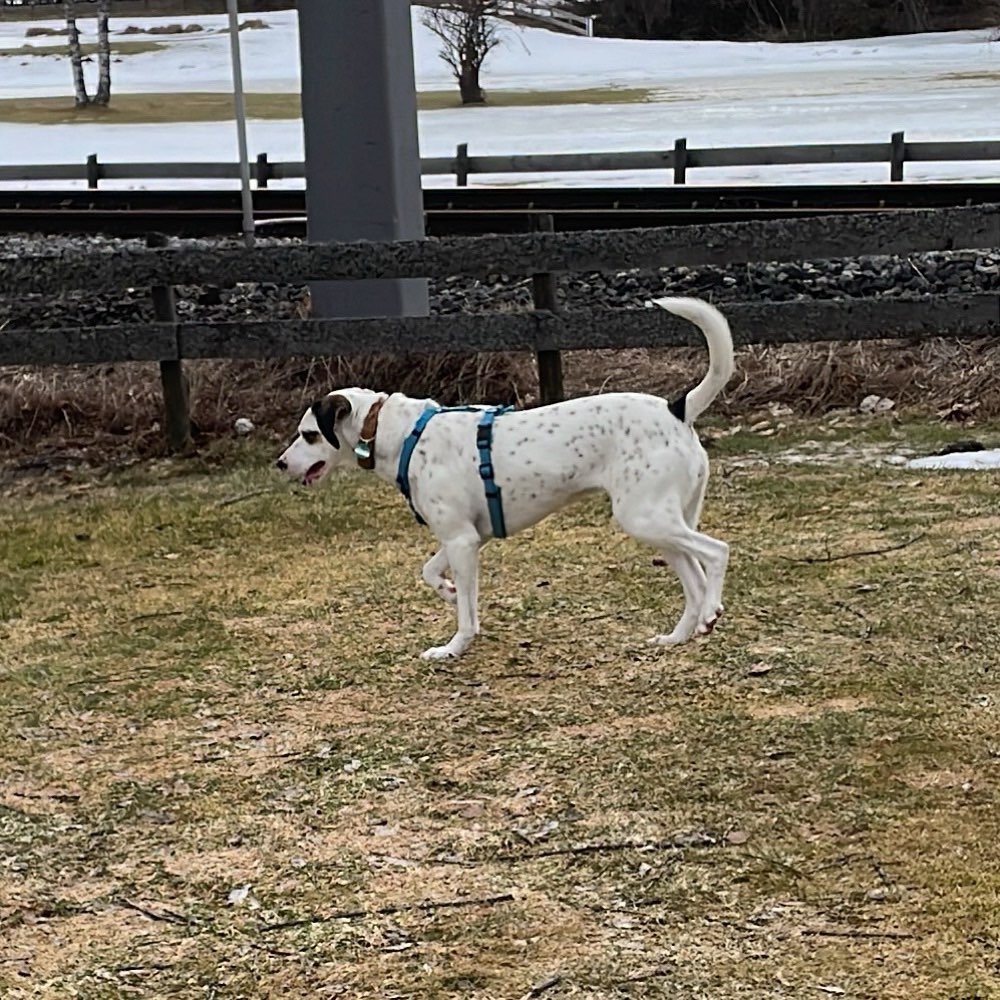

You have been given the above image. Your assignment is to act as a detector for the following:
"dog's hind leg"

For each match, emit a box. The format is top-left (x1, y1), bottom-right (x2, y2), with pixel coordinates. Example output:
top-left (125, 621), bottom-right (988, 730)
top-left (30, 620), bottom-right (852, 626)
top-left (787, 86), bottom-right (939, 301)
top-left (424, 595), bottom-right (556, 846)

top-left (422, 548), bottom-right (457, 606)
top-left (649, 552), bottom-right (706, 646)
top-left (615, 495), bottom-right (729, 642)
top-left (421, 533), bottom-right (481, 660)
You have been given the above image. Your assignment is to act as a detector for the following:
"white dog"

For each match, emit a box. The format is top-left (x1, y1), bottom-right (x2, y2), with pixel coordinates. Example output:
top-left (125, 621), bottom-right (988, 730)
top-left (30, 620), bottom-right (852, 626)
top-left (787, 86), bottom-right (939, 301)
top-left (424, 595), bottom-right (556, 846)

top-left (276, 296), bottom-right (734, 660)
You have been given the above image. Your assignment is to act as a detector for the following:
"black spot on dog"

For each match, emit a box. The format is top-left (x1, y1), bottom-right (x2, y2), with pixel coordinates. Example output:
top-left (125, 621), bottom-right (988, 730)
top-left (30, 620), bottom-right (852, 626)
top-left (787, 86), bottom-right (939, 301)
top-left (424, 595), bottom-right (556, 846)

top-left (311, 394), bottom-right (351, 449)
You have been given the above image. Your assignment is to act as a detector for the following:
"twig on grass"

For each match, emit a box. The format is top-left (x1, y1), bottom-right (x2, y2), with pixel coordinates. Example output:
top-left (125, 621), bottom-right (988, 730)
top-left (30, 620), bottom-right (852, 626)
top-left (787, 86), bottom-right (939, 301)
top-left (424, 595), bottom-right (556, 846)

top-left (802, 926), bottom-right (916, 941)
top-left (259, 891), bottom-right (515, 933)
top-left (871, 856), bottom-right (896, 887)
top-left (131, 610), bottom-right (185, 623)
top-left (832, 601), bottom-right (874, 640)
top-left (496, 833), bottom-right (717, 862)
top-left (215, 488), bottom-right (280, 508)
top-left (117, 897), bottom-right (193, 926)
top-left (782, 533), bottom-right (925, 565)
top-left (620, 966), bottom-right (673, 983)
top-left (521, 973), bottom-right (562, 999)
top-left (740, 850), bottom-right (810, 880)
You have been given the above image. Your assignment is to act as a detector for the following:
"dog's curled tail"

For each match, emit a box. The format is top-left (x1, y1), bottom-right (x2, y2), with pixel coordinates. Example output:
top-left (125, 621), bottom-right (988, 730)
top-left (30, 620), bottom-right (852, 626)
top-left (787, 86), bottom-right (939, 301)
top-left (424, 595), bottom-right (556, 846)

top-left (650, 296), bottom-right (735, 424)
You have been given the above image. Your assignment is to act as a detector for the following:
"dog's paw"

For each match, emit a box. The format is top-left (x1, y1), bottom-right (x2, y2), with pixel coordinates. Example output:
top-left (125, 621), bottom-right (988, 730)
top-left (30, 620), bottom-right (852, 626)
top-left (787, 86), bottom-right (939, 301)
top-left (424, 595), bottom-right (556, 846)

top-left (438, 582), bottom-right (458, 606)
top-left (696, 606), bottom-right (724, 635)
top-left (648, 630), bottom-right (691, 646)
top-left (421, 645), bottom-right (459, 660)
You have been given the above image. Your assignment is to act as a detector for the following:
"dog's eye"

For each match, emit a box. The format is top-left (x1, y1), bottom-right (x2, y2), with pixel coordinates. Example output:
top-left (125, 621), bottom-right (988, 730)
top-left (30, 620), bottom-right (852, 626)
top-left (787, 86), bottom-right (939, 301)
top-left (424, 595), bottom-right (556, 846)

top-left (302, 431), bottom-right (320, 445)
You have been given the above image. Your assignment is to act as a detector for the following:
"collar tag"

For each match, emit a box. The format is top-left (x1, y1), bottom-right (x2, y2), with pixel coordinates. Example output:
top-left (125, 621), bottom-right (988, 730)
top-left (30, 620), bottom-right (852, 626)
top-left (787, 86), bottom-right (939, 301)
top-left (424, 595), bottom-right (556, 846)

top-left (354, 440), bottom-right (372, 462)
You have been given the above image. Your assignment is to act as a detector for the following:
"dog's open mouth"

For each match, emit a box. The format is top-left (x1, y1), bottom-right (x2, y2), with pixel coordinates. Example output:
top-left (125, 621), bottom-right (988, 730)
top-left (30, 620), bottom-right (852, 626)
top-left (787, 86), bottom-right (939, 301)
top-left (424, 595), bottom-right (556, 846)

top-left (302, 461), bottom-right (326, 486)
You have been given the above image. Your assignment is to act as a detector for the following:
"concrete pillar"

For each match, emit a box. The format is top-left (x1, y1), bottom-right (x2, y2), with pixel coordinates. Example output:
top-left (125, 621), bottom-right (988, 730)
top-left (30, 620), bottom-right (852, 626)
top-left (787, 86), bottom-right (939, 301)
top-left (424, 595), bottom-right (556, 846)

top-left (296, 0), bottom-right (428, 318)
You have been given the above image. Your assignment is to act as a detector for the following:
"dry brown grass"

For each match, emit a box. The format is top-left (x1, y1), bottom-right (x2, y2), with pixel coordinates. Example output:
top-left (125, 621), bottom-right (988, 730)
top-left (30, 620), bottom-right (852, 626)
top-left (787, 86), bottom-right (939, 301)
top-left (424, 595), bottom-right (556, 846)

top-left (0, 39), bottom-right (165, 60)
top-left (0, 87), bottom-right (654, 125)
top-left (1, 423), bottom-right (1000, 997)
top-left (0, 353), bottom-right (529, 460)
top-left (1, 336), bottom-right (996, 460)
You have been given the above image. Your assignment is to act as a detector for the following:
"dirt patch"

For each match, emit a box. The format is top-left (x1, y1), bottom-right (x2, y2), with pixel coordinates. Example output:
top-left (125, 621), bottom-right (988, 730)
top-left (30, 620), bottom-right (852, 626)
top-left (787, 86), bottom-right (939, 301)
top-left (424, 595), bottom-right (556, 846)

top-left (746, 696), bottom-right (874, 721)
top-left (553, 711), bottom-right (676, 738)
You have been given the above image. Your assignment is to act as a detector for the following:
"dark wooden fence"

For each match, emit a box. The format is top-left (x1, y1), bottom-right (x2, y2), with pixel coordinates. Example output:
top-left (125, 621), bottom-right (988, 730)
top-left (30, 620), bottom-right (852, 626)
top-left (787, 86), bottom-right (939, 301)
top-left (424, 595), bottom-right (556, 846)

top-left (4, 135), bottom-right (999, 188)
top-left (0, 0), bottom-right (291, 16)
top-left (2, 204), bottom-right (998, 449)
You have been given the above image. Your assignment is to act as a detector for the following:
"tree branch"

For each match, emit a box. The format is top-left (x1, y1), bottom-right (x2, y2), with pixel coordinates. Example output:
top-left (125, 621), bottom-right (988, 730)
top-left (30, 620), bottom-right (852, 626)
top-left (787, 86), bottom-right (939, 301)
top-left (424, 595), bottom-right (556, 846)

top-left (259, 891), bottom-right (515, 933)
top-left (782, 533), bottom-right (925, 564)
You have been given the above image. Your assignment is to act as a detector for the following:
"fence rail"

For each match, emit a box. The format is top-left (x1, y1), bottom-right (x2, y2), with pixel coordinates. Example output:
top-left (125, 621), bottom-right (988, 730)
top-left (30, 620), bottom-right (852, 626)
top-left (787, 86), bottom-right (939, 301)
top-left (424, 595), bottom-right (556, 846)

top-left (3, 204), bottom-right (996, 293)
top-left (3, 204), bottom-right (999, 448)
top-left (3, 134), bottom-right (998, 189)
top-left (5, 297), bottom-right (998, 369)
top-left (495, 0), bottom-right (594, 35)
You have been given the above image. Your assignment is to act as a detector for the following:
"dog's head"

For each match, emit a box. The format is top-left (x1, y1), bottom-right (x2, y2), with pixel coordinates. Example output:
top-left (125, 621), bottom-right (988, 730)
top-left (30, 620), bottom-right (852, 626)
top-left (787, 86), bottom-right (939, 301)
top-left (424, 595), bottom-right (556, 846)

top-left (275, 388), bottom-right (382, 487)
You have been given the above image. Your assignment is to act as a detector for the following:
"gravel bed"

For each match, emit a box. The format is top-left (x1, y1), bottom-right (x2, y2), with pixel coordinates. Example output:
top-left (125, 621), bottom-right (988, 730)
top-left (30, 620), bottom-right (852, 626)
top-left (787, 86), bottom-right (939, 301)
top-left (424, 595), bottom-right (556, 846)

top-left (1, 233), bottom-right (998, 331)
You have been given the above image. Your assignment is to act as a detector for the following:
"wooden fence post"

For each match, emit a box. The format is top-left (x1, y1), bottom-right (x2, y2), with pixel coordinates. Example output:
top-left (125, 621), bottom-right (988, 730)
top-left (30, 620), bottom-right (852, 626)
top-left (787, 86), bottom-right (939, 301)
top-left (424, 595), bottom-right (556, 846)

top-left (146, 233), bottom-right (192, 453)
top-left (455, 143), bottom-right (470, 187)
top-left (531, 213), bottom-right (564, 406)
top-left (890, 131), bottom-right (905, 182)
top-left (86, 153), bottom-right (100, 189)
top-left (255, 151), bottom-right (270, 188)
top-left (673, 137), bottom-right (688, 184)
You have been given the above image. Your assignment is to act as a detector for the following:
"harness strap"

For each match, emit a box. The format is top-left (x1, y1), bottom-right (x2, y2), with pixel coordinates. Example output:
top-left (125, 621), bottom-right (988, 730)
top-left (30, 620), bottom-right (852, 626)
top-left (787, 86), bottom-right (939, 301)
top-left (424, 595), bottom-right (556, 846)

top-left (395, 407), bottom-right (439, 526)
top-left (395, 404), bottom-right (513, 536)
top-left (476, 409), bottom-right (508, 539)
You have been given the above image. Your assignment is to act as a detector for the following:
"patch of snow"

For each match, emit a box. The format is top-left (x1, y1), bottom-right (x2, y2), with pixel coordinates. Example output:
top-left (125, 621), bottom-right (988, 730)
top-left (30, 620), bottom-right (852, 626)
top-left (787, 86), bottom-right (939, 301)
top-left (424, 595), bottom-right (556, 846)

top-left (1, 9), bottom-right (998, 189)
top-left (907, 449), bottom-right (1000, 470)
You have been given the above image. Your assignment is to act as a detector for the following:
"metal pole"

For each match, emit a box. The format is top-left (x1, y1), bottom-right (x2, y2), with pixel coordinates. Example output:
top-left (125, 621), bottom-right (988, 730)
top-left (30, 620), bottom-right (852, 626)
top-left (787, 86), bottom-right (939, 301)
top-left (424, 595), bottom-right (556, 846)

top-left (226, 0), bottom-right (254, 247)
top-left (296, 0), bottom-right (427, 318)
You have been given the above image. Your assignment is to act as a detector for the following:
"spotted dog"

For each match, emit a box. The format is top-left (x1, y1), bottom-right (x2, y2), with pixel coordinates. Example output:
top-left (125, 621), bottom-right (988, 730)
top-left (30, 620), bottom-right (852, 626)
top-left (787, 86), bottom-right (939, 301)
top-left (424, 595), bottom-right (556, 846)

top-left (276, 296), bottom-right (734, 659)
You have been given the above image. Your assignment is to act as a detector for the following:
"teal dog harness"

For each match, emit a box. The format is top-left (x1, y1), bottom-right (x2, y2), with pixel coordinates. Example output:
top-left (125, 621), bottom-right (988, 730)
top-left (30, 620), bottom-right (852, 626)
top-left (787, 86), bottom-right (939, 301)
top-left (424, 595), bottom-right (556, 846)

top-left (396, 405), bottom-right (513, 539)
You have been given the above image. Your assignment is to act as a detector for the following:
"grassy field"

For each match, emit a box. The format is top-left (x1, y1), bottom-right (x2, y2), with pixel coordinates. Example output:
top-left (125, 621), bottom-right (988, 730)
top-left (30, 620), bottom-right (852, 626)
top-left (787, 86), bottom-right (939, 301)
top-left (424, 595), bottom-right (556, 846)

top-left (1, 419), bottom-right (1000, 998)
top-left (0, 87), bottom-right (653, 125)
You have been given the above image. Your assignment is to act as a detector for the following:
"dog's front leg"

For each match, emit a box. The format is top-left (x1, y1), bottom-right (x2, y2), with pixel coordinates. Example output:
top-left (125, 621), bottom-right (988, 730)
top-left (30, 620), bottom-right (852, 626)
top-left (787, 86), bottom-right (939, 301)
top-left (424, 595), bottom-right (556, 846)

top-left (421, 534), bottom-right (480, 659)
top-left (421, 548), bottom-right (457, 605)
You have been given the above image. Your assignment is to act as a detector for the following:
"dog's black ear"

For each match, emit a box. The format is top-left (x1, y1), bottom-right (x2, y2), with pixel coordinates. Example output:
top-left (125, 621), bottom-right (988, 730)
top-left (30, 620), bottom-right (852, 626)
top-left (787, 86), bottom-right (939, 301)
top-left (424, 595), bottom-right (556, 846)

top-left (311, 394), bottom-right (351, 449)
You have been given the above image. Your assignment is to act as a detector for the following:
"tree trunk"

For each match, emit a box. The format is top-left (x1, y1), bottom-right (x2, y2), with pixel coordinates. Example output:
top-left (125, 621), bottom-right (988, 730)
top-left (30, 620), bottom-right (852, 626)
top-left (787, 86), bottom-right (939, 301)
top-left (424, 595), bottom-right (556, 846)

top-left (893, 0), bottom-right (929, 32)
top-left (458, 64), bottom-right (484, 104)
top-left (64, 0), bottom-right (89, 107)
top-left (94, 0), bottom-right (111, 106)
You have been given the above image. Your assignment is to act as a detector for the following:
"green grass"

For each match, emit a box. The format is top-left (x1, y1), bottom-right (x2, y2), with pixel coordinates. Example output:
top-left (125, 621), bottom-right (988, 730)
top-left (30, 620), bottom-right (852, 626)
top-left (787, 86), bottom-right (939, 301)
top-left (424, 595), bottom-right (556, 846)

top-left (0, 39), bottom-right (164, 58)
top-left (1, 423), bottom-right (1000, 996)
top-left (0, 86), bottom-right (654, 125)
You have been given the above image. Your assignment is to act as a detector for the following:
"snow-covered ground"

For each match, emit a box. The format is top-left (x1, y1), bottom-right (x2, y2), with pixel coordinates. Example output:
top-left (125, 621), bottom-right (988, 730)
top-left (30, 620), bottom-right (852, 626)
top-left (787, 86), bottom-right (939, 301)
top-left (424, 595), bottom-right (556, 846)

top-left (2, 7), bottom-right (999, 188)
top-left (908, 449), bottom-right (1000, 470)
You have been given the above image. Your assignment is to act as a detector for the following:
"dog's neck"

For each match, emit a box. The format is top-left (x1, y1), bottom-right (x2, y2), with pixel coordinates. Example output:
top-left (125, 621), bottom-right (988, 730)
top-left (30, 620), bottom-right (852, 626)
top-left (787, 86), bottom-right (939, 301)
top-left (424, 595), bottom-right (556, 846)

top-left (361, 393), bottom-right (437, 485)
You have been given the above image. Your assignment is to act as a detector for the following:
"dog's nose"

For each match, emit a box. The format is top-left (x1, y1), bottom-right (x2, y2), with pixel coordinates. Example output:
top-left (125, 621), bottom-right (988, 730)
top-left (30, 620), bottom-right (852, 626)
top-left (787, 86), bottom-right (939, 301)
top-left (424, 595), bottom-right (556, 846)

top-left (275, 458), bottom-right (288, 471)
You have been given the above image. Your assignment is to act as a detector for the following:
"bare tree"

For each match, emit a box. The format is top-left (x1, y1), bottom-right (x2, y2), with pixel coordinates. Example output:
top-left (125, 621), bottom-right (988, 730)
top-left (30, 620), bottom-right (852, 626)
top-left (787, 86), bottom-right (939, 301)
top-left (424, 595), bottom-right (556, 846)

top-left (627, 0), bottom-right (674, 37)
top-left (422, 1), bottom-right (502, 105)
top-left (891, 0), bottom-right (930, 31)
top-left (94, 0), bottom-right (112, 106)
top-left (64, 0), bottom-right (89, 107)
top-left (63, 0), bottom-right (112, 108)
